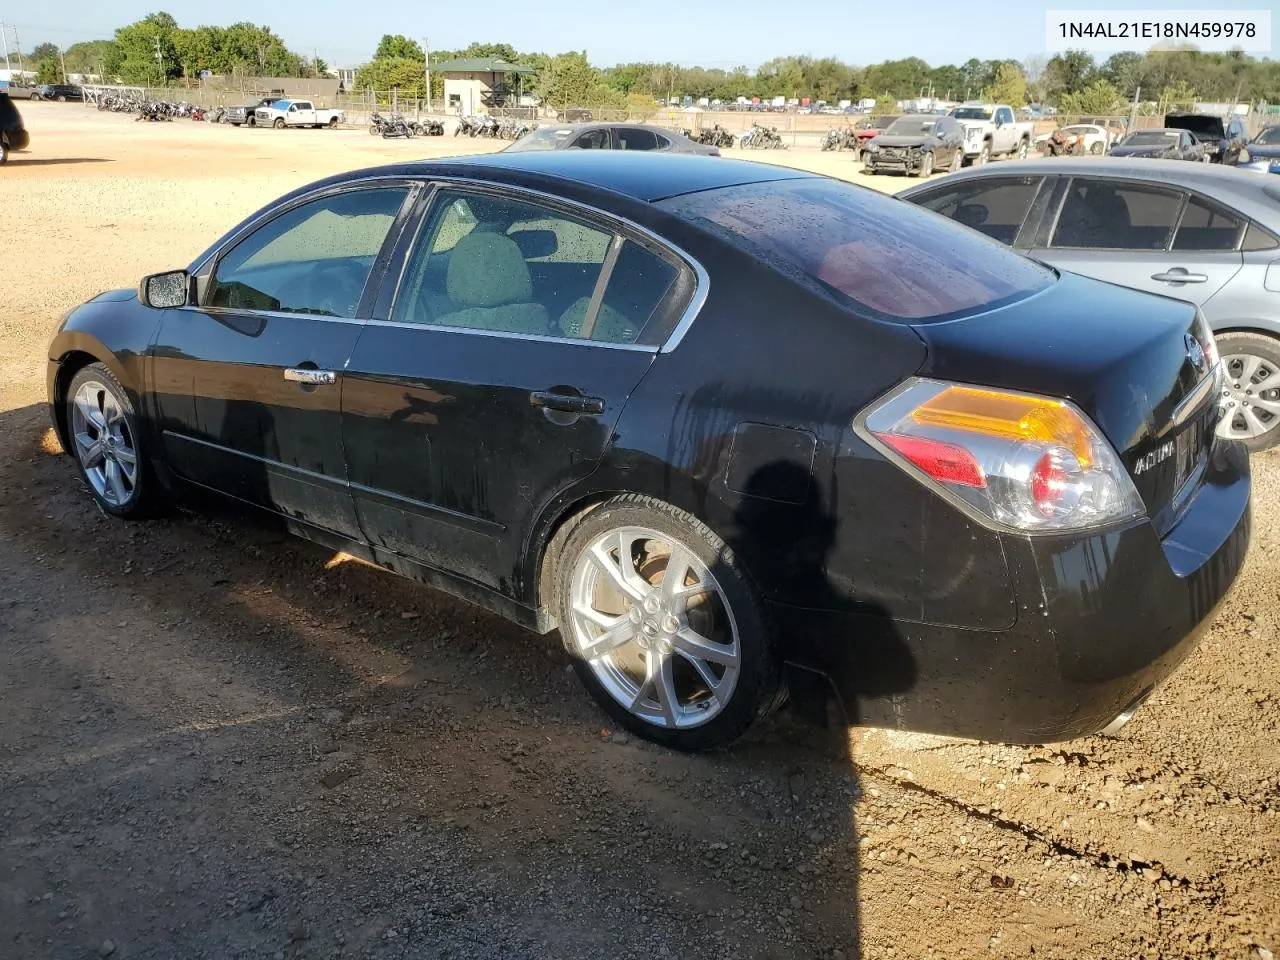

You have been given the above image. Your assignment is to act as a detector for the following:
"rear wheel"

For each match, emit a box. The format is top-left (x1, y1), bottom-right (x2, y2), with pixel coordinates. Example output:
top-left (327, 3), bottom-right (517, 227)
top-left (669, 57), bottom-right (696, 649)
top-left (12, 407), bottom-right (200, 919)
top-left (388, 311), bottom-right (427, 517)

top-left (56, 94), bottom-right (66, 102)
top-left (328, 116), bottom-right (339, 129)
top-left (554, 495), bottom-right (781, 751)
top-left (65, 364), bottom-right (159, 518)
top-left (1216, 332), bottom-right (1280, 451)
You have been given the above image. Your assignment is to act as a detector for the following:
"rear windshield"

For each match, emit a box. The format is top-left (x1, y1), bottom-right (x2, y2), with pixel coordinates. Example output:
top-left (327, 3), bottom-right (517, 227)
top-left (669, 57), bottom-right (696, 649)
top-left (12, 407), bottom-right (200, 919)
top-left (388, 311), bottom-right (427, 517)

top-left (657, 177), bottom-right (1053, 324)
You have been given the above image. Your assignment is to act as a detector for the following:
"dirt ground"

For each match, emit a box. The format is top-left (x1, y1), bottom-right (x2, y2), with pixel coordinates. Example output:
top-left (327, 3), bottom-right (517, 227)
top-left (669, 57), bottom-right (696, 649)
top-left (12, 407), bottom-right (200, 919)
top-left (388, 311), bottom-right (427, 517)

top-left (1, 103), bottom-right (1277, 960)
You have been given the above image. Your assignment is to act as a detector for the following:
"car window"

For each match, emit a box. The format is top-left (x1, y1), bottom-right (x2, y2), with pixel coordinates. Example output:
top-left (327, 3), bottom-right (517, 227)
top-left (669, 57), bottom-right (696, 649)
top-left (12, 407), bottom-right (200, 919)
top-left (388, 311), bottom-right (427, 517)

top-left (572, 129), bottom-right (610, 149)
top-left (1243, 221), bottom-right (1280, 251)
top-left (1051, 179), bottom-right (1182, 251)
top-left (1172, 195), bottom-right (1246, 251)
top-left (660, 177), bottom-right (1053, 324)
top-left (392, 189), bottom-right (668, 344)
top-left (654, 133), bottom-right (671, 149)
top-left (617, 128), bottom-right (659, 150)
top-left (207, 187), bottom-right (409, 317)
top-left (911, 176), bottom-right (1043, 246)
top-left (996, 108), bottom-right (1013, 124)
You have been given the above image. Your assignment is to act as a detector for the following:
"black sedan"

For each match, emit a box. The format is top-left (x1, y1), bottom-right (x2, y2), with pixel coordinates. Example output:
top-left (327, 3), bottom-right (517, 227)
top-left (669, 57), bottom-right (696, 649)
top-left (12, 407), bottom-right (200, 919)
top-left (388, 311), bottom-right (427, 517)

top-left (47, 152), bottom-right (1250, 751)
top-left (32, 83), bottom-right (84, 103)
top-left (502, 122), bottom-right (720, 156)
top-left (1238, 124), bottom-right (1280, 175)
top-left (1109, 128), bottom-right (1204, 161)
top-left (0, 92), bottom-right (29, 162)
top-left (862, 114), bottom-right (965, 177)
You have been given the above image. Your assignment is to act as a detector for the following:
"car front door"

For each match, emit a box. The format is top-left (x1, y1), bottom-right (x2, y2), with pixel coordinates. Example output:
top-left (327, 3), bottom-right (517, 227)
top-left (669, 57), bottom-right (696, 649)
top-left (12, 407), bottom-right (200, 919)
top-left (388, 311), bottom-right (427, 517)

top-left (570, 128), bottom-right (612, 149)
top-left (992, 106), bottom-right (1014, 153)
top-left (294, 101), bottom-right (315, 124)
top-left (1026, 177), bottom-right (1242, 307)
top-left (150, 182), bottom-right (418, 536)
top-left (340, 184), bottom-right (693, 593)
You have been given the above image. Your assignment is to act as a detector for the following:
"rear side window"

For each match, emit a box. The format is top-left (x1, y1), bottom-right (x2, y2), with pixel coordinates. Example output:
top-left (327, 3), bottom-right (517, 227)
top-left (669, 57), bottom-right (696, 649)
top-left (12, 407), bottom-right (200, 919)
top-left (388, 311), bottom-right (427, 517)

top-left (1051, 179), bottom-right (1182, 250)
top-left (659, 177), bottom-right (1053, 324)
top-left (1172, 196), bottom-right (1245, 251)
top-left (1243, 222), bottom-right (1279, 251)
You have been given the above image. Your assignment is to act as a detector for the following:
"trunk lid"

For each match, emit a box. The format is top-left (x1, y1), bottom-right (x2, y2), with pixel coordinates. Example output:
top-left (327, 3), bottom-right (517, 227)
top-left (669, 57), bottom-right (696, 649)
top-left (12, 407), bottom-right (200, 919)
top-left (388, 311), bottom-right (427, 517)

top-left (1165, 113), bottom-right (1225, 141)
top-left (911, 271), bottom-right (1220, 536)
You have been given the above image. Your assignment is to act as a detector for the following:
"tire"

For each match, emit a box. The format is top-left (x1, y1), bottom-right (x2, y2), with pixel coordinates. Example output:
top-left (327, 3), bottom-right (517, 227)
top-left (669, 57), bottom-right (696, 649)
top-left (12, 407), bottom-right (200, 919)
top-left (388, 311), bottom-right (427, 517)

top-left (56, 95), bottom-right (66, 102)
top-left (273, 118), bottom-right (285, 129)
top-left (976, 143), bottom-right (990, 166)
top-left (949, 148), bottom-right (962, 173)
top-left (1016, 138), bottom-right (1028, 160)
top-left (30, 93), bottom-right (41, 101)
top-left (64, 363), bottom-right (160, 519)
top-left (328, 117), bottom-right (339, 128)
top-left (553, 495), bottom-right (782, 751)
top-left (1090, 141), bottom-right (1104, 155)
top-left (917, 151), bottom-right (934, 178)
top-left (247, 117), bottom-right (256, 127)
top-left (1215, 332), bottom-right (1280, 452)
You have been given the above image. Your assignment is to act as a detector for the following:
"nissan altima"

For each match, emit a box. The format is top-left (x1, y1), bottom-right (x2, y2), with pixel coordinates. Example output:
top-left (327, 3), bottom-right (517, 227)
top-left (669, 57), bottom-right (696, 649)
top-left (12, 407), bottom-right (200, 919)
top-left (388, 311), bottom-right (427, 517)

top-left (46, 152), bottom-right (1251, 751)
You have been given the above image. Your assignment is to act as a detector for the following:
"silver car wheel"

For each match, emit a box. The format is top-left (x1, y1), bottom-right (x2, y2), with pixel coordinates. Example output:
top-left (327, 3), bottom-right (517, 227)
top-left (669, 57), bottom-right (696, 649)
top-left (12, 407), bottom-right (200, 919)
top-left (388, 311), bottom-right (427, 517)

top-left (568, 525), bottom-right (741, 730)
top-left (71, 380), bottom-right (138, 506)
top-left (1218, 353), bottom-right (1280, 441)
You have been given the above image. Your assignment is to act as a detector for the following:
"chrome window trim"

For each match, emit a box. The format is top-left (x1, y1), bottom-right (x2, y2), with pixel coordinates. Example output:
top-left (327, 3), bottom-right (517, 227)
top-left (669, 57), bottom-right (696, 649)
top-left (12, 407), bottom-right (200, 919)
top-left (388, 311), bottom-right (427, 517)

top-left (177, 305), bottom-right (365, 326)
top-left (186, 172), bottom-right (711, 353)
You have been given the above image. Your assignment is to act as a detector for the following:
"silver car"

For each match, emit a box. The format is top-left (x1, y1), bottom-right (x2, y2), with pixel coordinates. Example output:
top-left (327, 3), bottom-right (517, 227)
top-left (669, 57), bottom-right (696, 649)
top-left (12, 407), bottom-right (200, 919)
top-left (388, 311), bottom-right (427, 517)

top-left (901, 158), bottom-right (1280, 450)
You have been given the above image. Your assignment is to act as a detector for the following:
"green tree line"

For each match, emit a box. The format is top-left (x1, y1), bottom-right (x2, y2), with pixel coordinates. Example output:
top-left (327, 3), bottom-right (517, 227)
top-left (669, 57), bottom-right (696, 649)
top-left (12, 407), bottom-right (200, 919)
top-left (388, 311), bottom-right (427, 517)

top-left (22, 15), bottom-right (1280, 108)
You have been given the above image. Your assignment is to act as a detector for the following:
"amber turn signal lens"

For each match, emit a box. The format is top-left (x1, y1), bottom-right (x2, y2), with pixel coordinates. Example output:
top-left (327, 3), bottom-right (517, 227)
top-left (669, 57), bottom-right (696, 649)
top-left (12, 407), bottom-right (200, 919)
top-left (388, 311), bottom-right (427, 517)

top-left (908, 385), bottom-right (1095, 467)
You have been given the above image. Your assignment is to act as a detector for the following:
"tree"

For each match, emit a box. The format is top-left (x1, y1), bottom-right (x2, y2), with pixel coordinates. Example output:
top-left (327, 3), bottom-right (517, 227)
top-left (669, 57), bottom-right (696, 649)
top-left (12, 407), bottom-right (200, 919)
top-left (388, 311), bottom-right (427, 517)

top-left (1046, 49), bottom-right (1096, 98)
top-left (1058, 77), bottom-right (1123, 115)
top-left (539, 50), bottom-right (616, 108)
top-left (1101, 51), bottom-right (1145, 94)
top-left (112, 12), bottom-right (180, 84)
top-left (373, 34), bottom-right (423, 61)
top-left (63, 40), bottom-right (119, 78)
top-left (31, 42), bottom-right (60, 63)
top-left (36, 59), bottom-right (60, 84)
top-left (982, 62), bottom-right (1027, 105)
top-left (1022, 54), bottom-right (1049, 104)
top-left (873, 93), bottom-right (897, 115)
top-left (1159, 79), bottom-right (1197, 113)
top-left (354, 57), bottom-right (426, 97)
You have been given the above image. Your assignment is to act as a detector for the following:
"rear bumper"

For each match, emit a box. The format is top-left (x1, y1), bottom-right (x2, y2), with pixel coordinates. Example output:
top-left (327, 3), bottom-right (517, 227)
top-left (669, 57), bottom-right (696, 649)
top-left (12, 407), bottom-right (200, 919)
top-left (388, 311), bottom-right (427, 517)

top-left (777, 440), bottom-right (1252, 743)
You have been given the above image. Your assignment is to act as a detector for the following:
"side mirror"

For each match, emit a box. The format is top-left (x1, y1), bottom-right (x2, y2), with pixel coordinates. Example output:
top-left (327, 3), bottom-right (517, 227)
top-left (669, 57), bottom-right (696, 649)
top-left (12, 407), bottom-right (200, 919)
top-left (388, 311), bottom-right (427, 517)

top-left (140, 269), bottom-right (191, 309)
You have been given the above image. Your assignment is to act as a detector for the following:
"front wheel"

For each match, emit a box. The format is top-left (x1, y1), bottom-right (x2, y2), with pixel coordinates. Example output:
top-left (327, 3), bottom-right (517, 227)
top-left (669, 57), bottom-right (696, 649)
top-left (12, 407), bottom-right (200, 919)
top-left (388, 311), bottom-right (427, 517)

top-left (273, 118), bottom-right (285, 129)
top-left (56, 94), bottom-right (67, 102)
top-left (949, 147), bottom-right (962, 172)
top-left (916, 151), bottom-right (934, 178)
top-left (65, 363), bottom-right (160, 518)
top-left (554, 495), bottom-right (782, 751)
top-left (1016, 138), bottom-right (1028, 160)
top-left (1090, 141), bottom-right (1104, 155)
top-left (976, 144), bottom-right (990, 166)
top-left (1216, 332), bottom-right (1280, 452)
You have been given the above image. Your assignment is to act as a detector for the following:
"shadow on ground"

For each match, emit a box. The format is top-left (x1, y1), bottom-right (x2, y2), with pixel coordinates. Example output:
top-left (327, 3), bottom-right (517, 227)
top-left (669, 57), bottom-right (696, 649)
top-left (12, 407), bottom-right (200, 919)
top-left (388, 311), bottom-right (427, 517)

top-left (0, 401), bottom-right (913, 959)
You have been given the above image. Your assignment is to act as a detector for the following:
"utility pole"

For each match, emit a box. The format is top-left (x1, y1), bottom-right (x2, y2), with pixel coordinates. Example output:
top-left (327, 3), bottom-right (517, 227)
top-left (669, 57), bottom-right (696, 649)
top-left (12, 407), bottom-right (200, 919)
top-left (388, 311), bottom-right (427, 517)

top-left (12, 24), bottom-right (24, 76)
top-left (1, 23), bottom-right (12, 74)
top-left (154, 35), bottom-right (164, 86)
top-left (59, 44), bottom-right (67, 83)
top-left (422, 36), bottom-right (430, 111)
top-left (1128, 85), bottom-right (1141, 130)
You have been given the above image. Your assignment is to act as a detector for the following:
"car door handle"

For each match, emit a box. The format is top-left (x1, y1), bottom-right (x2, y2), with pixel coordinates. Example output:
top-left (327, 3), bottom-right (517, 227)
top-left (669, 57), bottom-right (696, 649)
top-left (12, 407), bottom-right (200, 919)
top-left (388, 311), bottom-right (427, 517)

top-left (529, 391), bottom-right (604, 415)
top-left (1151, 270), bottom-right (1208, 284)
top-left (283, 368), bottom-right (336, 385)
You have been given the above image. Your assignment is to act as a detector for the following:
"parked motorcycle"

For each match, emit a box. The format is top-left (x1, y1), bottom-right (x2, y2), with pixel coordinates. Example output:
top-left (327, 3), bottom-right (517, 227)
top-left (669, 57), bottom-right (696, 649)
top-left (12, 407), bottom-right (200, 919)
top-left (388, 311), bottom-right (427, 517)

top-left (696, 124), bottom-right (736, 149)
top-left (821, 128), bottom-right (857, 152)
top-left (740, 124), bottom-right (786, 150)
top-left (381, 114), bottom-right (415, 139)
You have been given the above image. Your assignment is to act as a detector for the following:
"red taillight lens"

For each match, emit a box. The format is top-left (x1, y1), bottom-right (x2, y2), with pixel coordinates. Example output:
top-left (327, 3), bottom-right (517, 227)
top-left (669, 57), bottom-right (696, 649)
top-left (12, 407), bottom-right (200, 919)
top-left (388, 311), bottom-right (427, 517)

top-left (881, 434), bottom-right (986, 488)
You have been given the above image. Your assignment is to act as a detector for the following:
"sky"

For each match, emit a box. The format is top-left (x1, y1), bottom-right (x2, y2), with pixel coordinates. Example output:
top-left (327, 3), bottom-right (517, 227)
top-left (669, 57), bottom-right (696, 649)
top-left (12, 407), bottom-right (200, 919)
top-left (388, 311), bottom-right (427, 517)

top-left (4, 0), bottom-right (1273, 69)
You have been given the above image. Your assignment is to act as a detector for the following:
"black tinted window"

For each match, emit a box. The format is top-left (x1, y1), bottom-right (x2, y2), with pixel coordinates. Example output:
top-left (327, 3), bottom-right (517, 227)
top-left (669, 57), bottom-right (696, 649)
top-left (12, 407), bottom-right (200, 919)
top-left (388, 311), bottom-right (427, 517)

top-left (209, 187), bottom-right (408, 316)
top-left (591, 242), bottom-right (680, 343)
top-left (1052, 179), bottom-right (1181, 250)
top-left (1243, 222), bottom-right (1279, 251)
top-left (660, 177), bottom-right (1052, 324)
top-left (617, 128), bottom-right (658, 150)
top-left (912, 176), bottom-right (1042, 246)
top-left (1173, 196), bottom-right (1245, 251)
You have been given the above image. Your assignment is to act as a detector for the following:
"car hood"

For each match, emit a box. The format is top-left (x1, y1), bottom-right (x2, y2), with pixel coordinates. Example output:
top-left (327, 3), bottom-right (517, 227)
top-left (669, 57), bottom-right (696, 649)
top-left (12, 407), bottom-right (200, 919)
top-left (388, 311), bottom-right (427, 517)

top-left (1165, 114), bottom-right (1225, 139)
top-left (89, 288), bottom-right (138, 304)
top-left (872, 135), bottom-right (935, 148)
top-left (1110, 144), bottom-right (1174, 157)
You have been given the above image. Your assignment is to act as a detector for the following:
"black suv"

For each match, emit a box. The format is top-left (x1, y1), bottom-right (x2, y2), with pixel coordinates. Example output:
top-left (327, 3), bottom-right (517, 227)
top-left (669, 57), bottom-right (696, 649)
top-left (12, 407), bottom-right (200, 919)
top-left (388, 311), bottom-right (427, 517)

top-left (0, 92), bottom-right (30, 162)
top-left (32, 83), bottom-right (85, 103)
top-left (1165, 112), bottom-right (1249, 164)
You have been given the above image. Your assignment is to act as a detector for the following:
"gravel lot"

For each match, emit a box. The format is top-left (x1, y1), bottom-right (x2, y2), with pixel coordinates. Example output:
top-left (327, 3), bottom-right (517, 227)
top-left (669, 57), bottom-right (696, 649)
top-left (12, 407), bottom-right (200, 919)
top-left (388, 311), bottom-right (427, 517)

top-left (2, 103), bottom-right (1278, 960)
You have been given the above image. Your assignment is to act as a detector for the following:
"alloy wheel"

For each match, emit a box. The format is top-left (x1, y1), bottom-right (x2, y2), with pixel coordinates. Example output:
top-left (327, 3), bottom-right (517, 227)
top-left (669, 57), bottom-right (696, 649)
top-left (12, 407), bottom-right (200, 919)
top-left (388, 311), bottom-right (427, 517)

top-left (70, 380), bottom-right (138, 507)
top-left (568, 526), bottom-right (741, 730)
top-left (1218, 352), bottom-right (1280, 441)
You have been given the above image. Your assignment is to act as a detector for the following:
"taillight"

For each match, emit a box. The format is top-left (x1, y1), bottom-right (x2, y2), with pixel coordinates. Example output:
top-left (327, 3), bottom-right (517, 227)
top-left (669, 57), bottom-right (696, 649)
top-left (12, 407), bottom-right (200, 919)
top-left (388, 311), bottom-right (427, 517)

top-left (1193, 309), bottom-right (1220, 369)
top-left (857, 379), bottom-right (1145, 533)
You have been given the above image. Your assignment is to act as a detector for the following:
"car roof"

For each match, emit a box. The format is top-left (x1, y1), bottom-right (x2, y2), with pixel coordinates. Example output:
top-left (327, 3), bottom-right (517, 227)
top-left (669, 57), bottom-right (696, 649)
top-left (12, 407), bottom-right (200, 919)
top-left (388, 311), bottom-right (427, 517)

top-left (387, 151), bottom-right (817, 203)
top-left (899, 157), bottom-right (1280, 222)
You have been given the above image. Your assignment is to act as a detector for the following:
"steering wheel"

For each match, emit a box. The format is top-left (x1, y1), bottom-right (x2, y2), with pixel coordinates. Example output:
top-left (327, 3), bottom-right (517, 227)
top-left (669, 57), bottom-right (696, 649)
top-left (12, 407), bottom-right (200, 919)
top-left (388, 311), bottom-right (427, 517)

top-left (284, 259), bottom-right (368, 317)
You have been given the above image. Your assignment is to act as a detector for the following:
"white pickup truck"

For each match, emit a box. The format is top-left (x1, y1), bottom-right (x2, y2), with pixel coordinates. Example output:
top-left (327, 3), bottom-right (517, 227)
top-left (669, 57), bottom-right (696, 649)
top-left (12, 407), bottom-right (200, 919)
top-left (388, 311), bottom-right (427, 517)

top-left (948, 102), bottom-right (1034, 166)
top-left (254, 99), bottom-right (346, 129)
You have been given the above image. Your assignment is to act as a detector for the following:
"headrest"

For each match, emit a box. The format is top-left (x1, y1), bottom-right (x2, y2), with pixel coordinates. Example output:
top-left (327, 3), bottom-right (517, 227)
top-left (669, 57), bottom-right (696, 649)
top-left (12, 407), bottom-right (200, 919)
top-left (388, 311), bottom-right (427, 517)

top-left (446, 233), bottom-right (532, 308)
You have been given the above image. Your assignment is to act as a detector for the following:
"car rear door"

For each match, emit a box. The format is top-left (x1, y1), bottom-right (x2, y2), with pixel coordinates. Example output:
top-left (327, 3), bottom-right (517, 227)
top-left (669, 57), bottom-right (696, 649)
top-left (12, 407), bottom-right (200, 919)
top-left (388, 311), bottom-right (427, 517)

top-left (340, 183), bottom-right (694, 593)
top-left (294, 101), bottom-right (315, 124)
top-left (904, 174), bottom-right (1051, 248)
top-left (151, 181), bottom-right (419, 536)
top-left (1026, 176), bottom-right (1242, 307)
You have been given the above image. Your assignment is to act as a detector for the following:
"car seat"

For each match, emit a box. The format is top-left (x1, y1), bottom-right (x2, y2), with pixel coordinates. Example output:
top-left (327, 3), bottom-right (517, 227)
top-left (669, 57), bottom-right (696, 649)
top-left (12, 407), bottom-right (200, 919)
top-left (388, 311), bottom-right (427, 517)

top-left (430, 233), bottom-right (550, 335)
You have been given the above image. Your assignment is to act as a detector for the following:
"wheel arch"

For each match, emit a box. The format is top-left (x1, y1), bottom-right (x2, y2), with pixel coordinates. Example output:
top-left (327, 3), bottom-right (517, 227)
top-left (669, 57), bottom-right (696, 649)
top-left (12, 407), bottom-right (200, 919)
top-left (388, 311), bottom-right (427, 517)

top-left (49, 347), bottom-right (124, 452)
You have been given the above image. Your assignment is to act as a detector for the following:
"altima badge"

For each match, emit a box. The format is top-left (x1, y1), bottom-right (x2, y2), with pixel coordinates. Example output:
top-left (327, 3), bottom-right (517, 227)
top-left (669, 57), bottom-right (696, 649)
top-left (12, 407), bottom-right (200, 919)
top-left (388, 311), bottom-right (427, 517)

top-left (1134, 441), bottom-right (1176, 475)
